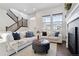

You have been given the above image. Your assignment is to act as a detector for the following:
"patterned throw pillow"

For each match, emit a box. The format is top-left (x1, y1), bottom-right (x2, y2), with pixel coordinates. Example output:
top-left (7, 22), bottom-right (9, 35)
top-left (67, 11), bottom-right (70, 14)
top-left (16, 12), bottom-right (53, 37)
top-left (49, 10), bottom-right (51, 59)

top-left (26, 31), bottom-right (34, 37)
top-left (54, 32), bottom-right (60, 37)
top-left (12, 32), bottom-right (20, 40)
top-left (42, 32), bottom-right (47, 36)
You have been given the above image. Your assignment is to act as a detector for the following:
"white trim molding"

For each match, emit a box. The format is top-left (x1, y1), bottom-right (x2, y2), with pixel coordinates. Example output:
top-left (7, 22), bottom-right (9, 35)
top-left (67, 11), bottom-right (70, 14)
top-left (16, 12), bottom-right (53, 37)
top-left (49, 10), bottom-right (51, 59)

top-left (66, 4), bottom-right (79, 24)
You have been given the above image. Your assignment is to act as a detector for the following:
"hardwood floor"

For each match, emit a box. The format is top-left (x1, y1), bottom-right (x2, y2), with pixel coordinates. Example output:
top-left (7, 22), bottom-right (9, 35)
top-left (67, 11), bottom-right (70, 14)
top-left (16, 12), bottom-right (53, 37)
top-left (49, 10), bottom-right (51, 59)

top-left (56, 41), bottom-right (72, 56)
top-left (11, 41), bottom-right (72, 56)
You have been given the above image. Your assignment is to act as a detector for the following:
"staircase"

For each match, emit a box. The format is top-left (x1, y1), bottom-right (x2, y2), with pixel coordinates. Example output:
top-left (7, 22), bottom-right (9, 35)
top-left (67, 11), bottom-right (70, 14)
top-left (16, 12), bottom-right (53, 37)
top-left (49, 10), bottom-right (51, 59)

top-left (6, 9), bottom-right (28, 32)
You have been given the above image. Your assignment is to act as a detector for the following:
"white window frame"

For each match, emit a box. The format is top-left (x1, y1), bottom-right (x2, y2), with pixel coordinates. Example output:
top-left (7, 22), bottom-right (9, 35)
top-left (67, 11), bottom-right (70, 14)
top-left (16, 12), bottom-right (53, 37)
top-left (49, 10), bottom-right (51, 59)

top-left (42, 13), bottom-right (63, 33)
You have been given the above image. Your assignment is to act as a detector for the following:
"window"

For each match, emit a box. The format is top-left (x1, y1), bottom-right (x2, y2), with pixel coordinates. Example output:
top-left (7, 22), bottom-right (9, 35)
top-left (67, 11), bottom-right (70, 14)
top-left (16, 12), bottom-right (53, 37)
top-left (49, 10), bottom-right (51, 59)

top-left (43, 16), bottom-right (51, 23)
top-left (53, 14), bottom-right (62, 22)
top-left (52, 13), bottom-right (62, 32)
top-left (42, 13), bottom-right (63, 33)
top-left (42, 15), bottom-right (51, 31)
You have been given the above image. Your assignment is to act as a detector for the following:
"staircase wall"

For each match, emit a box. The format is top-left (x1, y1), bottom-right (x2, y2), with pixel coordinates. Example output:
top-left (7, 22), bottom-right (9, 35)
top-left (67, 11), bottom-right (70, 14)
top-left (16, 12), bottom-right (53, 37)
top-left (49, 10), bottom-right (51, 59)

top-left (16, 27), bottom-right (29, 32)
top-left (0, 8), bottom-right (15, 32)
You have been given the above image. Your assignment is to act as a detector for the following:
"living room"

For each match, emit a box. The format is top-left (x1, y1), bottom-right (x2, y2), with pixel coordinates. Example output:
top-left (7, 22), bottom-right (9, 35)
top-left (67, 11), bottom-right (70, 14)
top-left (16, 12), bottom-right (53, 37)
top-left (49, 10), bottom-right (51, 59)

top-left (0, 2), bottom-right (79, 56)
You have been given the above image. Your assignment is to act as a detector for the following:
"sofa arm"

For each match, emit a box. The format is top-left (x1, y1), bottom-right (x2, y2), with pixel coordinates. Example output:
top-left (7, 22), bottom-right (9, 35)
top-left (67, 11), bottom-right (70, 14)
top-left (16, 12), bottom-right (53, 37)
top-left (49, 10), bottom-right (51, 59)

top-left (0, 39), bottom-right (8, 56)
top-left (58, 34), bottom-right (62, 43)
top-left (7, 40), bottom-right (19, 52)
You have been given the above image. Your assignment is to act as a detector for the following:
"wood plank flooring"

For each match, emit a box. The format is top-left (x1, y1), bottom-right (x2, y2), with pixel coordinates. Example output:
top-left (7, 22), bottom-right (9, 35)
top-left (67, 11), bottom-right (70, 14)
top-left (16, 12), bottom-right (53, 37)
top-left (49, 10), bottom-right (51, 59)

top-left (56, 41), bottom-right (72, 56)
top-left (12, 41), bottom-right (72, 56)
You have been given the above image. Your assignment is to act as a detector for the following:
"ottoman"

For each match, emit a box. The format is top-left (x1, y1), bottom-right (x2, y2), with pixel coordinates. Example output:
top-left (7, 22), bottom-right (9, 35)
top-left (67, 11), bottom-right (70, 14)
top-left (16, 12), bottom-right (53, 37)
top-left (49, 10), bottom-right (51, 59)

top-left (32, 39), bottom-right (50, 54)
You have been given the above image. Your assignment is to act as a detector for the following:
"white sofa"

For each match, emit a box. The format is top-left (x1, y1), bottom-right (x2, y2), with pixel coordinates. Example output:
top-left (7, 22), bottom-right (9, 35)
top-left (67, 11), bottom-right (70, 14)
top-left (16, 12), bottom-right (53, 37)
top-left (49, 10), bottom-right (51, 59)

top-left (39, 31), bottom-right (62, 43)
top-left (0, 31), bottom-right (62, 56)
top-left (0, 32), bottom-right (36, 56)
top-left (0, 39), bottom-right (8, 56)
top-left (48, 33), bottom-right (62, 43)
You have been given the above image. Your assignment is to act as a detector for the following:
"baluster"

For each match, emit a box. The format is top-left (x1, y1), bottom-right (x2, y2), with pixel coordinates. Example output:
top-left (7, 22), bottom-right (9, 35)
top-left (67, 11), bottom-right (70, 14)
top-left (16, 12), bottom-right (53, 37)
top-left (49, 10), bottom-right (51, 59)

top-left (6, 26), bottom-right (8, 31)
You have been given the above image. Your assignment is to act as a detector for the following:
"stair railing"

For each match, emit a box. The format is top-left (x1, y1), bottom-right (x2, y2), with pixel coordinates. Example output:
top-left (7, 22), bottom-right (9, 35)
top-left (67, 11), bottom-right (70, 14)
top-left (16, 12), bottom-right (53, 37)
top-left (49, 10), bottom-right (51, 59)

top-left (6, 19), bottom-right (23, 32)
top-left (7, 9), bottom-right (18, 22)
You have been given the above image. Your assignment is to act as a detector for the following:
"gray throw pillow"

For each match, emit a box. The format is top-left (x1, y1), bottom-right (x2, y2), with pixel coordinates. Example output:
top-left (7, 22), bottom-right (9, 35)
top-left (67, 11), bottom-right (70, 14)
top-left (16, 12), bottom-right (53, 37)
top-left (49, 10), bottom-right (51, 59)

top-left (55, 32), bottom-right (60, 37)
top-left (26, 31), bottom-right (34, 37)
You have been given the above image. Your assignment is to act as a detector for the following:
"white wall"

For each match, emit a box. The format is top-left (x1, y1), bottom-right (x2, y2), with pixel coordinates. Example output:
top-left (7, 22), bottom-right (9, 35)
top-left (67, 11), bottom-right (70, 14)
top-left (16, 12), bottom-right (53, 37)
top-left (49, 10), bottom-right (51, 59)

top-left (0, 8), bottom-right (30, 32)
top-left (0, 5), bottom-right (66, 41)
top-left (28, 5), bottom-right (66, 41)
top-left (16, 27), bottom-right (29, 32)
top-left (65, 3), bottom-right (79, 48)
top-left (10, 9), bottom-right (30, 20)
top-left (0, 8), bottom-right (15, 32)
top-left (28, 16), bottom-right (37, 34)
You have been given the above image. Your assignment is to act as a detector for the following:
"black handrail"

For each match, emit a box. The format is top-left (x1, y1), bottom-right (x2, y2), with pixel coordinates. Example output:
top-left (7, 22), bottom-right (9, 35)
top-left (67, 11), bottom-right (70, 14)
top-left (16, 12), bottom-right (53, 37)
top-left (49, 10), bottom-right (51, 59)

top-left (7, 13), bottom-right (17, 22)
top-left (6, 19), bottom-right (23, 32)
top-left (7, 9), bottom-right (18, 22)
top-left (6, 17), bottom-right (28, 32)
top-left (9, 9), bottom-right (18, 21)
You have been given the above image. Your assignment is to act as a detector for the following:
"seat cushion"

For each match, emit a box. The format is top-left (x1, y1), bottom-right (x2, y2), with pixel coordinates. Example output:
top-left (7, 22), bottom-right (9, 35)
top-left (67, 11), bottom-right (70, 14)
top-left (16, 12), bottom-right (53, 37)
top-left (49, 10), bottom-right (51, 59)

top-left (8, 40), bottom-right (19, 49)
top-left (19, 38), bottom-right (30, 44)
top-left (20, 37), bottom-right (36, 43)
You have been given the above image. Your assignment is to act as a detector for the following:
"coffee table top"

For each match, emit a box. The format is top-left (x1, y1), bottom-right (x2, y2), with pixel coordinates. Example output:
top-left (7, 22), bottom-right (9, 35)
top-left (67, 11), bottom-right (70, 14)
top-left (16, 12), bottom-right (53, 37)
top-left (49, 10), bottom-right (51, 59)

top-left (40, 39), bottom-right (49, 44)
top-left (33, 39), bottom-right (49, 45)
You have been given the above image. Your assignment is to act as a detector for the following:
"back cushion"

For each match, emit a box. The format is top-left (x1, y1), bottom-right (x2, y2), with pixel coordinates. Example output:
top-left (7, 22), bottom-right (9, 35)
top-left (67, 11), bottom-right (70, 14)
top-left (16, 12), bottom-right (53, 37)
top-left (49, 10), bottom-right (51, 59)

top-left (20, 32), bottom-right (26, 39)
top-left (1, 32), bottom-right (14, 41)
top-left (26, 31), bottom-right (34, 37)
top-left (12, 32), bottom-right (20, 40)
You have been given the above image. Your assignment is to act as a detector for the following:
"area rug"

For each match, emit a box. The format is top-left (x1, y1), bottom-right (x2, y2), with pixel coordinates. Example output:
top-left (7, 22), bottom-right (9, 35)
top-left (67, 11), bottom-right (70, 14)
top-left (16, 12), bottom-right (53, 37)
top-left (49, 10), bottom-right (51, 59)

top-left (13, 43), bottom-right (57, 56)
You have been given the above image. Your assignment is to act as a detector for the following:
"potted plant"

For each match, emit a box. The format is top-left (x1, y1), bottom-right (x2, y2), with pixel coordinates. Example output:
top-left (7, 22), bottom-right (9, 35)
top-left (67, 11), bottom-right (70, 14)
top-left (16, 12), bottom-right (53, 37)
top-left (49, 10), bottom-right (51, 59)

top-left (64, 3), bottom-right (72, 10)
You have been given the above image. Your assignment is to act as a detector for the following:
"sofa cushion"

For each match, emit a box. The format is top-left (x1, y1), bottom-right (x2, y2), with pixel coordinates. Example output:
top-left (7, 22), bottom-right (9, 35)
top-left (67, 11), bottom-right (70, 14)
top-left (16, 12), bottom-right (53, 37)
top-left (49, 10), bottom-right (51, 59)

top-left (26, 31), bottom-right (34, 37)
top-left (20, 32), bottom-right (26, 39)
top-left (1, 32), bottom-right (14, 41)
top-left (54, 32), bottom-right (60, 37)
top-left (42, 32), bottom-right (47, 36)
top-left (12, 32), bottom-right (20, 40)
top-left (9, 40), bottom-right (19, 49)
top-left (18, 38), bottom-right (30, 45)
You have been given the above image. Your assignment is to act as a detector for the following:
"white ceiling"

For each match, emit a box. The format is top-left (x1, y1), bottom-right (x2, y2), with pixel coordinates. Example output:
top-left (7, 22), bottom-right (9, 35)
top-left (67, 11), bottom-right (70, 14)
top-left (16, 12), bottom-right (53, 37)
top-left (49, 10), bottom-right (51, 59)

top-left (0, 3), bottom-right (64, 15)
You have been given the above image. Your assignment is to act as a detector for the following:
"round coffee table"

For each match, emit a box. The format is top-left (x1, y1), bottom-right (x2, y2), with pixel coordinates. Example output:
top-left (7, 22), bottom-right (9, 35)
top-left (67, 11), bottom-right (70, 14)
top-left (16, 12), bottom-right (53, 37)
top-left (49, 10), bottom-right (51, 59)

top-left (32, 39), bottom-right (50, 54)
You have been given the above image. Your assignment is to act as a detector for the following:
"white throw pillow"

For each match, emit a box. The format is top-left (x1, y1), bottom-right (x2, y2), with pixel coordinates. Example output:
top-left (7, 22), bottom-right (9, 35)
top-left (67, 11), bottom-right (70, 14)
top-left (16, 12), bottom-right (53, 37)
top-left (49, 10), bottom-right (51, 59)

top-left (1, 32), bottom-right (14, 42)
